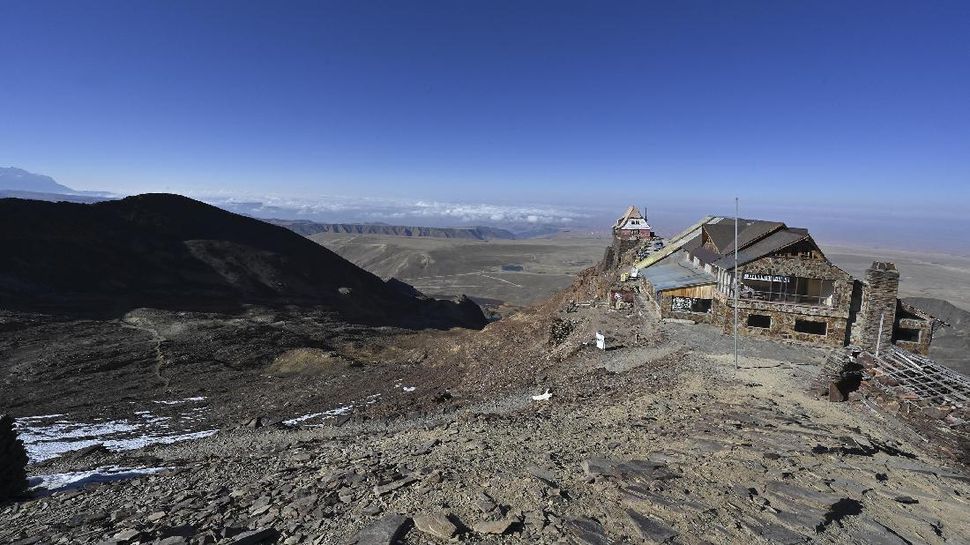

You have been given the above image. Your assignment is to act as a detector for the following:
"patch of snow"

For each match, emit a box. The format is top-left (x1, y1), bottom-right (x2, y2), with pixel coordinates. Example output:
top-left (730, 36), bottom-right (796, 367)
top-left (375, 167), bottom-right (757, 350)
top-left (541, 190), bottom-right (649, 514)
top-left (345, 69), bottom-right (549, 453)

top-left (152, 396), bottom-right (206, 405)
top-left (17, 420), bottom-right (140, 443)
top-left (327, 405), bottom-right (353, 416)
top-left (282, 405), bottom-right (353, 427)
top-left (14, 407), bottom-right (218, 463)
top-left (135, 412), bottom-right (171, 425)
top-left (28, 466), bottom-right (170, 496)
top-left (282, 412), bottom-right (324, 426)
top-left (402, 386), bottom-right (416, 393)
top-left (16, 414), bottom-right (66, 422)
top-left (100, 429), bottom-right (217, 451)
top-left (532, 389), bottom-right (553, 402)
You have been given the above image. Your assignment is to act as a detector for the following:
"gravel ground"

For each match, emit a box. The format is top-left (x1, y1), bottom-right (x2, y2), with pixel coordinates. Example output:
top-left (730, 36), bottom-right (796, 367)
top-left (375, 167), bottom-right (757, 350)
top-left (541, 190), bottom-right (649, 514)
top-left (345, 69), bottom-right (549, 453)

top-left (3, 300), bottom-right (969, 545)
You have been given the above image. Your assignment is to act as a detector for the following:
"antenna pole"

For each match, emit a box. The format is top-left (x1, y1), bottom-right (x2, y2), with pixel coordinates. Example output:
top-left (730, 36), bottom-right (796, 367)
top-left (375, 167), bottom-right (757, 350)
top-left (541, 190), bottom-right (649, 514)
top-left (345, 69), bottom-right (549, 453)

top-left (734, 197), bottom-right (739, 370)
top-left (876, 311), bottom-right (885, 358)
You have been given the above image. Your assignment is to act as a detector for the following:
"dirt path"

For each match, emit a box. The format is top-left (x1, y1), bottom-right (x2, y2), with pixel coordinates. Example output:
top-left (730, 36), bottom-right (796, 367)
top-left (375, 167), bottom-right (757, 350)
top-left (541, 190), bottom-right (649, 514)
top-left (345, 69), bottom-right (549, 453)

top-left (120, 314), bottom-right (170, 389)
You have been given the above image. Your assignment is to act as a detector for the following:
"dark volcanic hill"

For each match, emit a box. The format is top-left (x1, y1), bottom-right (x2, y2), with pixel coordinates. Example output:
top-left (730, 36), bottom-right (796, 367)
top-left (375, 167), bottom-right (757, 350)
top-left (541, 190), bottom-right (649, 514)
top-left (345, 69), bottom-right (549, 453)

top-left (0, 194), bottom-right (486, 329)
top-left (267, 218), bottom-right (517, 241)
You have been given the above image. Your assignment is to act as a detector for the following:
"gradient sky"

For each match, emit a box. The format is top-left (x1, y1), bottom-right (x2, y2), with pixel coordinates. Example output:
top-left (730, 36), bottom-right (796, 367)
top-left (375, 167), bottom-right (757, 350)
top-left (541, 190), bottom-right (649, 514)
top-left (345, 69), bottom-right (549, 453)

top-left (2, 1), bottom-right (969, 247)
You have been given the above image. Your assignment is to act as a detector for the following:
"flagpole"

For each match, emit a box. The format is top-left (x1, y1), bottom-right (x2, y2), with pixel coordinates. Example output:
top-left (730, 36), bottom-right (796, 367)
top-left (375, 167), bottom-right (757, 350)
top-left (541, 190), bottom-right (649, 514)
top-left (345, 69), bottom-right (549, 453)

top-left (734, 197), bottom-right (739, 370)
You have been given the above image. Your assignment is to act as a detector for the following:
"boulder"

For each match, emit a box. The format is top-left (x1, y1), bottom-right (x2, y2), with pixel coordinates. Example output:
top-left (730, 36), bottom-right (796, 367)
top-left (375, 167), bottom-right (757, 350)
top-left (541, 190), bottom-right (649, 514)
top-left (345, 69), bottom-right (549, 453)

top-left (624, 509), bottom-right (678, 543)
top-left (0, 414), bottom-right (29, 501)
top-left (350, 514), bottom-right (412, 545)
top-left (224, 528), bottom-right (280, 545)
top-left (413, 512), bottom-right (459, 539)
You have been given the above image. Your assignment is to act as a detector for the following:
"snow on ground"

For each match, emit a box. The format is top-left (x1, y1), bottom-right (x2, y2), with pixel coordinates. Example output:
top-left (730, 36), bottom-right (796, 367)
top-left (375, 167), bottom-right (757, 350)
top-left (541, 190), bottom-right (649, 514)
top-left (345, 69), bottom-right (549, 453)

top-left (15, 397), bottom-right (216, 463)
top-left (28, 466), bottom-right (170, 496)
top-left (282, 404), bottom-right (353, 427)
top-left (152, 396), bottom-right (207, 405)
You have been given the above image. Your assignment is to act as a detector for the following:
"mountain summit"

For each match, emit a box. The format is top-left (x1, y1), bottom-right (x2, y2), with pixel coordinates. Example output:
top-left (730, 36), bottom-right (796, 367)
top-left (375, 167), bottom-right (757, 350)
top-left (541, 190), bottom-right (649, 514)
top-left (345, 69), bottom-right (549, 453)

top-left (0, 167), bottom-right (74, 193)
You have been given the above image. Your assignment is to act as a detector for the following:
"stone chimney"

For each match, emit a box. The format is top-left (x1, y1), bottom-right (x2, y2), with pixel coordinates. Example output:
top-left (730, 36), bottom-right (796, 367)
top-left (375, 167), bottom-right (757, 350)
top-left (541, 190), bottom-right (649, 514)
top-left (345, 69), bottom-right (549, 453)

top-left (850, 262), bottom-right (899, 353)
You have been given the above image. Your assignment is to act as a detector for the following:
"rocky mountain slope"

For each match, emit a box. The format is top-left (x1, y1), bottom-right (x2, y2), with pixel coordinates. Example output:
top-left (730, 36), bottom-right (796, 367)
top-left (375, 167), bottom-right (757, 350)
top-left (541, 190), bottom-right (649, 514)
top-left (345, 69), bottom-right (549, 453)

top-left (0, 194), bottom-right (485, 330)
top-left (268, 219), bottom-right (516, 241)
top-left (3, 269), bottom-right (968, 544)
top-left (2, 221), bottom-right (968, 545)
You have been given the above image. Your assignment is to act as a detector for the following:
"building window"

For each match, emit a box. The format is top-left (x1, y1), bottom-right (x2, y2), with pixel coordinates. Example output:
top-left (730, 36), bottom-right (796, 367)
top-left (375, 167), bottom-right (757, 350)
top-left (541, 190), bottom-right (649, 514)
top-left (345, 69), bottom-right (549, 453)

top-left (895, 328), bottom-right (921, 342)
top-left (747, 314), bottom-right (771, 328)
top-left (739, 274), bottom-right (835, 307)
top-left (671, 297), bottom-right (712, 313)
top-left (794, 319), bottom-right (827, 335)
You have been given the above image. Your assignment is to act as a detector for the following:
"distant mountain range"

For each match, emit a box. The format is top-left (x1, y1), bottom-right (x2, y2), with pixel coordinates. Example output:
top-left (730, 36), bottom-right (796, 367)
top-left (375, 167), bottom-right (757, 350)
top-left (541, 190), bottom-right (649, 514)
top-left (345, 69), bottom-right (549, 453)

top-left (0, 167), bottom-right (73, 193)
top-left (0, 167), bottom-right (115, 202)
top-left (0, 166), bottom-right (559, 240)
top-left (0, 193), bottom-right (486, 329)
top-left (266, 219), bottom-right (517, 241)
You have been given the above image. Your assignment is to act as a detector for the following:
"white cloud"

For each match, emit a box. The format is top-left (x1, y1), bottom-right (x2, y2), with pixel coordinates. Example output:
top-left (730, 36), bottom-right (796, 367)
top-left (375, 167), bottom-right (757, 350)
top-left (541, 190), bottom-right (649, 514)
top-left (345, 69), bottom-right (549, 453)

top-left (194, 191), bottom-right (594, 227)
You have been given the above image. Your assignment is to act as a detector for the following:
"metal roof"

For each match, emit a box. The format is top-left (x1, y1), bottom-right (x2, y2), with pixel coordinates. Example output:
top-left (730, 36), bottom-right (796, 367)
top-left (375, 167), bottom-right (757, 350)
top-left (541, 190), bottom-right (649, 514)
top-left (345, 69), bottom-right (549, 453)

top-left (633, 215), bottom-right (719, 270)
top-left (689, 245), bottom-right (722, 265)
top-left (720, 221), bottom-right (786, 255)
top-left (614, 205), bottom-right (644, 229)
top-left (711, 229), bottom-right (810, 269)
top-left (640, 254), bottom-right (717, 292)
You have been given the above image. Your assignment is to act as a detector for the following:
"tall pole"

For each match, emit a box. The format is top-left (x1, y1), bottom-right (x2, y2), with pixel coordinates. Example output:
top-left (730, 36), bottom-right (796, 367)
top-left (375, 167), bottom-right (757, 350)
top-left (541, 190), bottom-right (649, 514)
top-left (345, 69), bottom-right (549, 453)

top-left (876, 311), bottom-right (885, 358)
top-left (734, 197), bottom-right (739, 370)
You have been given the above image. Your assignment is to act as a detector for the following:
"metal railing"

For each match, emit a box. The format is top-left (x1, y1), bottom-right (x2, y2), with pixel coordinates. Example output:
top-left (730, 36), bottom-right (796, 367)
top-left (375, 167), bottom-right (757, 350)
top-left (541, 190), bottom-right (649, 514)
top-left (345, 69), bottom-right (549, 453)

top-left (738, 289), bottom-right (833, 307)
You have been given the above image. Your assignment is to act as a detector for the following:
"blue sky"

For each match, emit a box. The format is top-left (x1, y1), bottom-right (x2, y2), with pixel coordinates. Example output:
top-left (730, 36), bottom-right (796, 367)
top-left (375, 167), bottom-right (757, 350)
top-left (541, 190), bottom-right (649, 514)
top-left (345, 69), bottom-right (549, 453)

top-left (1, 1), bottom-right (968, 247)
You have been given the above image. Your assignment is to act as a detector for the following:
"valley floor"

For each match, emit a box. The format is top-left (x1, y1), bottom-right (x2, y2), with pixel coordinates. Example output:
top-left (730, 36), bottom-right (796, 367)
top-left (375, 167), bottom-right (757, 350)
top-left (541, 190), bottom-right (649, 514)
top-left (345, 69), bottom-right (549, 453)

top-left (3, 311), bottom-right (968, 545)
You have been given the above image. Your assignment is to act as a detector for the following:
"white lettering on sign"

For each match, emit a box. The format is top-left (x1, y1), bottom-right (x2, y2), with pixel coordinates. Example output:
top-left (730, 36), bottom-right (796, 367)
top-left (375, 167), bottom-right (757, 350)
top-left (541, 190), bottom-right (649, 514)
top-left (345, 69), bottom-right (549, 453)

top-left (742, 273), bottom-right (790, 283)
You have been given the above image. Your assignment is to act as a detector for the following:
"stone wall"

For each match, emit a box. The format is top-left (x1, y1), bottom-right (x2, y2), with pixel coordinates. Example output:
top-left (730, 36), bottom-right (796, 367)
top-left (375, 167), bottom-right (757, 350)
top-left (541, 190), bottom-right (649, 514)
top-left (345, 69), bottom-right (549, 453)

top-left (893, 317), bottom-right (933, 355)
top-left (891, 301), bottom-right (936, 355)
top-left (715, 291), bottom-right (849, 347)
top-left (1, 414), bottom-right (29, 501)
top-left (850, 262), bottom-right (899, 353)
top-left (712, 254), bottom-right (854, 348)
top-left (741, 256), bottom-right (854, 313)
top-left (600, 238), bottom-right (639, 274)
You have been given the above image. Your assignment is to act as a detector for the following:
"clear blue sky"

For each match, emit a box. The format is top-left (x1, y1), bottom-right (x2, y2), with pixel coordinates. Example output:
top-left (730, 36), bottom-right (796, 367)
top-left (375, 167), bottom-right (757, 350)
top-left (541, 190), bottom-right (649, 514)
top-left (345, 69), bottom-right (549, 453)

top-left (2, 1), bottom-right (969, 239)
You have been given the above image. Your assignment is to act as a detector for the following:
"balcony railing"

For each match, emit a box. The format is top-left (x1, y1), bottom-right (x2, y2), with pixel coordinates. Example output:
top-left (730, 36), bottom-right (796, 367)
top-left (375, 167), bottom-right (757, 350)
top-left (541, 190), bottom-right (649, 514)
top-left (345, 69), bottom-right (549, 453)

top-left (739, 288), bottom-right (833, 307)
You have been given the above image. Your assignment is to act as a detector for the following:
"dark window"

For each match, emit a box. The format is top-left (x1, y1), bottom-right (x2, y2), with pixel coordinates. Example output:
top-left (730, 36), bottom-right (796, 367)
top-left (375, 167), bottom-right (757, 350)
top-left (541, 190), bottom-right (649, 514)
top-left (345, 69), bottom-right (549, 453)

top-left (895, 327), bottom-right (920, 342)
top-left (690, 299), bottom-right (712, 313)
top-left (747, 314), bottom-right (771, 328)
top-left (794, 319), bottom-right (827, 335)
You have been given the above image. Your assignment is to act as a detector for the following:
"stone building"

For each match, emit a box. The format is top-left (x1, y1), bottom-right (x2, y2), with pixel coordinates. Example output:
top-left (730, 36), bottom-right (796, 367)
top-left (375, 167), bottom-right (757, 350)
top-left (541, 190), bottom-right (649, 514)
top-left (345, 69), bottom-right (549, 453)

top-left (601, 205), bottom-right (660, 273)
top-left (891, 300), bottom-right (942, 355)
top-left (635, 216), bottom-right (941, 352)
top-left (612, 206), bottom-right (654, 241)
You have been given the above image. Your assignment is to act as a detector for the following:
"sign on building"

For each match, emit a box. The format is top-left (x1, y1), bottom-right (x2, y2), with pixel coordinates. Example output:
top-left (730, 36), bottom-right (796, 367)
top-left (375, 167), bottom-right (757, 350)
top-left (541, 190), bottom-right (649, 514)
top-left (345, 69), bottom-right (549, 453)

top-left (742, 273), bottom-right (790, 283)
